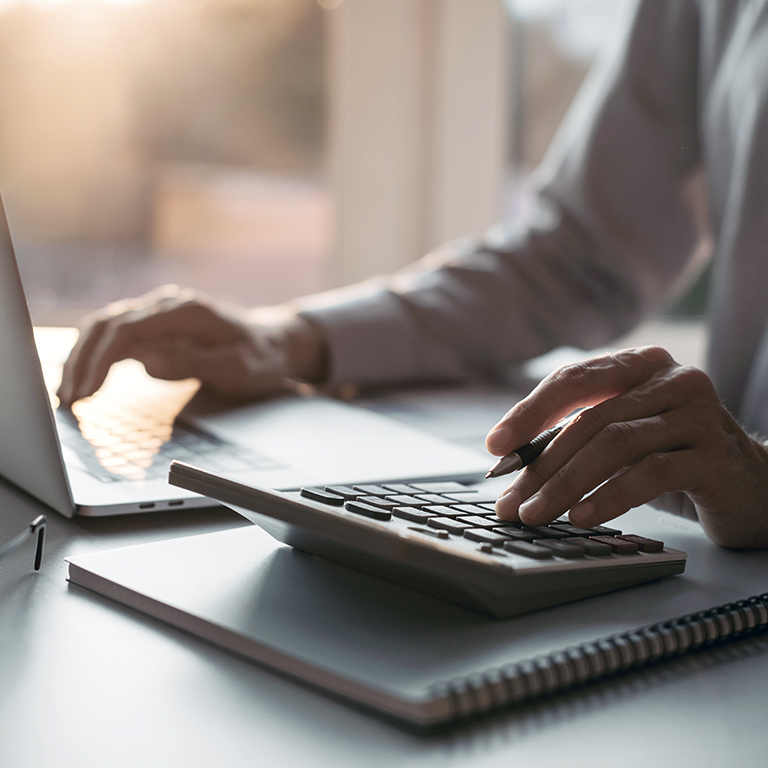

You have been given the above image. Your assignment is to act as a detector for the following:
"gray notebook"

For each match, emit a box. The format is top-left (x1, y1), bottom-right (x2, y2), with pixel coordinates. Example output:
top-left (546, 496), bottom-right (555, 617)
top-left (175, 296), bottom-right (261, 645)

top-left (66, 507), bottom-right (768, 726)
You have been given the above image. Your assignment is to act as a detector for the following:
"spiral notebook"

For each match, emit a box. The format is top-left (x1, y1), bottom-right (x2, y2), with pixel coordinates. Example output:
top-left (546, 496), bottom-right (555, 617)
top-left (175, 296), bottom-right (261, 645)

top-left (66, 510), bottom-right (768, 727)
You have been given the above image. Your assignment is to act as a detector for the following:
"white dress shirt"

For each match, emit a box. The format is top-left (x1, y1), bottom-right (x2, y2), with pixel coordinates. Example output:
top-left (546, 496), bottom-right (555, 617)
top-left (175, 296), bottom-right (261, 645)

top-left (300, 0), bottom-right (768, 437)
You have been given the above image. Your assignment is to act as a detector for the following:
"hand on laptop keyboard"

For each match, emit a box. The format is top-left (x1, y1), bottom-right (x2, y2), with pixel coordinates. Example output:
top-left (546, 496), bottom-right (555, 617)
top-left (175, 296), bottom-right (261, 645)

top-left (57, 285), bottom-right (328, 405)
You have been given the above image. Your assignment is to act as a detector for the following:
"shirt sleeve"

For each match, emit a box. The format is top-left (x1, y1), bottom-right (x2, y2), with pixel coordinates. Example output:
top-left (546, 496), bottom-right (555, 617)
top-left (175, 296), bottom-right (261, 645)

top-left (298, 0), bottom-right (704, 389)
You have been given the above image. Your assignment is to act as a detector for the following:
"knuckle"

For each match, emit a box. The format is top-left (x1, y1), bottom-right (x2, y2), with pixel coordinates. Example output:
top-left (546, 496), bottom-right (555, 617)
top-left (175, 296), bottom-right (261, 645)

top-left (573, 404), bottom-right (610, 436)
top-left (635, 345), bottom-right (675, 366)
top-left (598, 421), bottom-right (635, 454)
top-left (548, 464), bottom-right (580, 499)
top-left (644, 451), bottom-right (675, 488)
top-left (671, 365), bottom-right (716, 398)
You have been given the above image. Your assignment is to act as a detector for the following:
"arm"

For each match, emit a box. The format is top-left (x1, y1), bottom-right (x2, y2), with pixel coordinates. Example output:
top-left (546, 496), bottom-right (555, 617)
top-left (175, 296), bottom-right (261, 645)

top-left (298, 0), bottom-right (705, 388)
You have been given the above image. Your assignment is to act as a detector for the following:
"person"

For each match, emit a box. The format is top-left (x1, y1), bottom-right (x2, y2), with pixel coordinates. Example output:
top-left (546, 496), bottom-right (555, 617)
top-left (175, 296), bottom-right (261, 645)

top-left (58, 0), bottom-right (768, 549)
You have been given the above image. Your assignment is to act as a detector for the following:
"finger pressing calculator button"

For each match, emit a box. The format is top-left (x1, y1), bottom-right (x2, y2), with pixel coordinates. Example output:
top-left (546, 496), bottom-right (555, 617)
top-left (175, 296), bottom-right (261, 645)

top-left (344, 501), bottom-right (392, 521)
top-left (616, 534), bottom-right (664, 552)
top-left (427, 517), bottom-right (473, 534)
top-left (392, 506), bottom-right (435, 523)
top-left (300, 487), bottom-right (345, 506)
top-left (503, 540), bottom-right (553, 559)
top-left (534, 539), bottom-right (586, 559)
top-left (589, 535), bottom-right (639, 554)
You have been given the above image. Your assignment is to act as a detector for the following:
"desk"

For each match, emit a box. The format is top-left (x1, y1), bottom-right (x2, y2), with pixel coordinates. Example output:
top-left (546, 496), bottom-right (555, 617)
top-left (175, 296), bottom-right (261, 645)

top-left (3, 322), bottom-right (768, 768)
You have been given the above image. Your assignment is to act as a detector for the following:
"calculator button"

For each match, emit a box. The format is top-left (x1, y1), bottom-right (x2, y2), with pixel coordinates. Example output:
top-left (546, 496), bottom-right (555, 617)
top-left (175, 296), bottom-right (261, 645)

top-left (549, 523), bottom-right (597, 537)
top-left (456, 515), bottom-right (498, 529)
top-left (534, 540), bottom-right (586, 559)
top-left (590, 535), bottom-right (639, 554)
top-left (521, 525), bottom-right (569, 539)
top-left (352, 485), bottom-right (391, 496)
top-left (410, 482), bottom-right (467, 493)
top-left (386, 494), bottom-right (428, 507)
top-left (383, 484), bottom-right (419, 494)
top-left (392, 506), bottom-right (435, 523)
top-left (453, 504), bottom-right (491, 516)
top-left (325, 485), bottom-right (366, 500)
top-left (590, 524), bottom-right (622, 536)
top-left (415, 494), bottom-right (452, 505)
top-left (358, 496), bottom-right (400, 510)
top-left (494, 527), bottom-right (538, 541)
top-left (503, 540), bottom-right (553, 559)
top-left (617, 534), bottom-right (664, 552)
top-left (563, 537), bottom-right (613, 556)
top-left (423, 505), bottom-right (467, 517)
top-left (344, 501), bottom-right (392, 521)
top-left (464, 529), bottom-right (510, 546)
top-left (427, 517), bottom-right (473, 534)
top-left (300, 487), bottom-right (345, 506)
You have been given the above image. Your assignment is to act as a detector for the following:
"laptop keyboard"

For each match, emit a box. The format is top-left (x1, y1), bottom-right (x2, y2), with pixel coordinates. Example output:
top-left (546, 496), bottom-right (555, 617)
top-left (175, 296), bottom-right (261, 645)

top-left (56, 394), bottom-right (284, 482)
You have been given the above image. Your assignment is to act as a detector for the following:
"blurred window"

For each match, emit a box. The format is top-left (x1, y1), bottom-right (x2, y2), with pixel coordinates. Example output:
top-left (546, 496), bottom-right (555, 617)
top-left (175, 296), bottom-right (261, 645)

top-left (0, 0), bottom-right (330, 324)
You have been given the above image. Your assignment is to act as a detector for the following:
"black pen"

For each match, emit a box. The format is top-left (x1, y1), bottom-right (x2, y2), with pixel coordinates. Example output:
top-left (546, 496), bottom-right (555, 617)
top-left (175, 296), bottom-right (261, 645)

top-left (485, 409), bottom-right (584, 479)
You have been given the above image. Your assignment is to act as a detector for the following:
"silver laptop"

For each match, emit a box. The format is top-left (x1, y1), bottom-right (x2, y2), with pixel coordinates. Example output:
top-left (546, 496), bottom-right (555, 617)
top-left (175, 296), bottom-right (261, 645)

top-left (0, 193), bottom-right (489, 518)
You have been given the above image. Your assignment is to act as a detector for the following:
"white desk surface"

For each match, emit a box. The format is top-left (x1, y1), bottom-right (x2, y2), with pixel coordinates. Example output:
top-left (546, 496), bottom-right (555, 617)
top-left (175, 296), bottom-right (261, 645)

top-left (4, 322), bottom-right (768, 768)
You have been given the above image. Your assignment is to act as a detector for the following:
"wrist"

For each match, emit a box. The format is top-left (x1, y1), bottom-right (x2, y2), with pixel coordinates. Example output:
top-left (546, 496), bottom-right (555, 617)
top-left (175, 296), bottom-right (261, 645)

top-left (281, 314), bottom-right (329, 383)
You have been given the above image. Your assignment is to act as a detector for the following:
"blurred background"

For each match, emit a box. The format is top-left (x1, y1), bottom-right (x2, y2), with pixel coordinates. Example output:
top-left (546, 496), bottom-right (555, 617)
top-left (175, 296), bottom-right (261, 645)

top-left (1, 0), bottom-right (701, 329)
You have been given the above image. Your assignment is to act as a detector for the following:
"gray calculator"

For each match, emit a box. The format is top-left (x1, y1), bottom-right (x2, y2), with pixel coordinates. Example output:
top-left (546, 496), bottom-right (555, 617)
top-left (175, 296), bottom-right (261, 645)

top-left (169, 461), bottom-right (687, 618)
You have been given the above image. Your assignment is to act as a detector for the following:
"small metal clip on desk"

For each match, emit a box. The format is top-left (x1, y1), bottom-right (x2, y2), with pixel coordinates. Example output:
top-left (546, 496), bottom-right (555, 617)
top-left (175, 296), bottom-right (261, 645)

top-left (0, 515), bottom-right (46, 571)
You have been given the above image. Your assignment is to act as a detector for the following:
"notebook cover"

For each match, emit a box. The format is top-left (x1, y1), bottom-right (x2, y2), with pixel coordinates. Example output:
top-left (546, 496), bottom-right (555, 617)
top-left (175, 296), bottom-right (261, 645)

top-left (66, 508), bottom-right (768, 726)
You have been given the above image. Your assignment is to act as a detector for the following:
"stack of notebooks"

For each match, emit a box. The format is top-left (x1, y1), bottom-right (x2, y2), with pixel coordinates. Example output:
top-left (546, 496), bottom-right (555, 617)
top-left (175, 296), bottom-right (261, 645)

top-left (67, 507), bottom-right (768, 727)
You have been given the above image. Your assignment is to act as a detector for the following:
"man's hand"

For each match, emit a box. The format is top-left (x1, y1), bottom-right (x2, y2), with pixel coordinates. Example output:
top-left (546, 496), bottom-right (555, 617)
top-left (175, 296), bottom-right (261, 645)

top-left (486, 346), bottom-right (768, 549)
top-left (57, 286), bottom-right (327, 404)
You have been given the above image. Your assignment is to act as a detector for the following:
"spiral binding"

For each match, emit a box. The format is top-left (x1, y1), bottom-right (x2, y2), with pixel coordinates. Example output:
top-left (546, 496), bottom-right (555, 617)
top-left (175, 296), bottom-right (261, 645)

top-left (429, 592), bottom-right (768, 719)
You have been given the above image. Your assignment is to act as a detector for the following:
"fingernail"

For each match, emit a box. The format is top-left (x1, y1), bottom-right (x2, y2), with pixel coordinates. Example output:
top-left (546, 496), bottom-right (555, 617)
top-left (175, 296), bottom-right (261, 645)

top-left (518, 493), bottom-right (546, 524)
top-left (569, 501), bottom-right (594, 527)
top-left (486, 425), bottom-right (512, 453)
top-left (495, 487), bottom-right (521, 520)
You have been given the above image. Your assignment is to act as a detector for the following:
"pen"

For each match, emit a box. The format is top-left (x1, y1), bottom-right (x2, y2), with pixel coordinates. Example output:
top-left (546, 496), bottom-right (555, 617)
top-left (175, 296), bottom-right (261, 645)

top-left (485, 406), bottom-right (587, 479)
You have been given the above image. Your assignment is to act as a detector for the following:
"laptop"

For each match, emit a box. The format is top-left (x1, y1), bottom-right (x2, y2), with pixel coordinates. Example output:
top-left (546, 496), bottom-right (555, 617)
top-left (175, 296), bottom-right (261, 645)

top-left (0, 193), bottom-right (489, 518)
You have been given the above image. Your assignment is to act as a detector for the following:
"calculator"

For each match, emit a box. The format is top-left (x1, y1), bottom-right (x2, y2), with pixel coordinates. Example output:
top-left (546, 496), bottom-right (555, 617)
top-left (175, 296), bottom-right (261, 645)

top-left (168, 461), bottom-right (687, 618)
